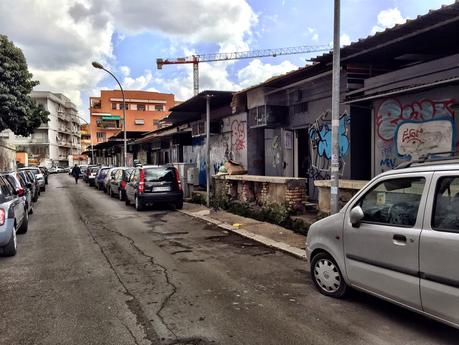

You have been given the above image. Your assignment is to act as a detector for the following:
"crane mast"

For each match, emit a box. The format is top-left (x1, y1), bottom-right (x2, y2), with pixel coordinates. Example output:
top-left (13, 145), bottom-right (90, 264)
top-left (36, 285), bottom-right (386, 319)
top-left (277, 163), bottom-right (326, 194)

top-left (156, 45), bottom-right (331, 95)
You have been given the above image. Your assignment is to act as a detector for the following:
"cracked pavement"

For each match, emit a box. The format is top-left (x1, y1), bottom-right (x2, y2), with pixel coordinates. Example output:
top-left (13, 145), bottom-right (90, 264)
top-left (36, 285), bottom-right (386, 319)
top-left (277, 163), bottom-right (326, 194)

top-left (0, 174), bottom-right (458, 345)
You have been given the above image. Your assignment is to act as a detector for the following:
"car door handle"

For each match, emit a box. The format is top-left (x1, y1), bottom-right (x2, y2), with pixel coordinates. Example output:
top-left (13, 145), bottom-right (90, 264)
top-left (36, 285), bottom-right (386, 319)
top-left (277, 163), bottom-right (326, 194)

top-left (393, 234), bottom-right (407, 246)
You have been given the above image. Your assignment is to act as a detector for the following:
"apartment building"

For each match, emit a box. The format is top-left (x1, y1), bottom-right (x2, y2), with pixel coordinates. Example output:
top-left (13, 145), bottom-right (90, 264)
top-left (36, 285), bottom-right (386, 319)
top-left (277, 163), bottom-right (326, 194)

top-left (80, 123), bottom-right (91, 152)
top-left (1, 91), bottom-right (81, 167)
top-left (89, 90), bottom-right (175, 144)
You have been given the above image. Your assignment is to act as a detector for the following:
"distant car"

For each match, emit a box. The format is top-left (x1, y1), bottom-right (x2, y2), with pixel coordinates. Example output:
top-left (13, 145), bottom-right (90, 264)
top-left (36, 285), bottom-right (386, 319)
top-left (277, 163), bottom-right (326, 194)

top-left (49, 166), bottom-right (58, 174)
top-left (108, 167), bottom-right (134, 201)
top-left (38, 166), bottom-right (49, 184)
top-left (125, 165), bottom-right (183, 211)
top-left (18, 167), bottom-right (45, 192)
top-left (18, 170), bottom-right (38, 203)
top-left (3, 172), bottom-right (33, 215)
top-left (95, 167), bottom-right (111, 191)
top-left (0, 175), bottom-right (28, 256)
top-left (87, 166), bottom-right (99, 186)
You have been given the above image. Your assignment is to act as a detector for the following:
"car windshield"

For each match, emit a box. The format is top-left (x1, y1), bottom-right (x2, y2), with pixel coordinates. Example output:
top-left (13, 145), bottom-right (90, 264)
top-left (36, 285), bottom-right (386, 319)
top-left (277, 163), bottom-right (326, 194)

top-left (144, 167), bottom-right (175, 182)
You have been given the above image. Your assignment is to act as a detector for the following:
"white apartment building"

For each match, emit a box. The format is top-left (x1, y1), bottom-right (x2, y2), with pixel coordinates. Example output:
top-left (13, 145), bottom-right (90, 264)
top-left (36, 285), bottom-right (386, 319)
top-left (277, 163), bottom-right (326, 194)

top-left (1, 91), bottom-right (81, 167)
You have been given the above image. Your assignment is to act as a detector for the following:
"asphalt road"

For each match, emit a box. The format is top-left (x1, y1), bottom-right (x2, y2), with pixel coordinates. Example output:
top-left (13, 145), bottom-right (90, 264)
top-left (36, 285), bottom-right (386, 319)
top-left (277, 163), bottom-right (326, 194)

top-left (1, 174), bottom-right (458, 345)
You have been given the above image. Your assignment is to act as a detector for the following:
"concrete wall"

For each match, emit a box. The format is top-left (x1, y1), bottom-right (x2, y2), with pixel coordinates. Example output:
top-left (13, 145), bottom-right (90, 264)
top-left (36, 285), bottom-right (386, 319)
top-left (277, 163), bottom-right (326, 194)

top-left (373, 85), bottom-right (459, 174)
top-left (0, 141), bottom-right (16, 171)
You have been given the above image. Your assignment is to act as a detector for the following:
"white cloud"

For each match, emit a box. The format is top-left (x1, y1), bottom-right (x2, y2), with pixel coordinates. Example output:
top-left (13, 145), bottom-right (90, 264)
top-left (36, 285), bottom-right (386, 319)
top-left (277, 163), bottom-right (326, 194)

top-left (237, 59), bottom-right (298, 89)
top-left (0, 0), bottom-right (258, 114)
top-left (119, 66), bottom-right (130, 77)
top-left (340, 33), bottom-right (352, 47)
top-left (371, 8), bottom-right (407, 35)
top-left (306, 27), bottom-right (319, 42)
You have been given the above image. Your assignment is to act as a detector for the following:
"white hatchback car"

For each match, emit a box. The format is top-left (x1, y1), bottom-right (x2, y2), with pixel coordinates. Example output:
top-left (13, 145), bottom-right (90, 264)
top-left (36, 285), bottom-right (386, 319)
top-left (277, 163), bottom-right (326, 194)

top-left (306, 159), bottom-right (459, 329)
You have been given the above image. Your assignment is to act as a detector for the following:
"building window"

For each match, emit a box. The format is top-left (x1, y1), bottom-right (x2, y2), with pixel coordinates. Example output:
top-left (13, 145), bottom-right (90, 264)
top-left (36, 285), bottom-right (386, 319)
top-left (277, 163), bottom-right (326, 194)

top-left (155, 105), bottom-right (164, 111)
top-left (137, 104), bottom-right (146, 111)
top-left (134, 119), bottom-right (145, 125)
top-left (96, 132), bottom-right (106, 143)
top-left (112, 102), bottom-right (116, 110)
top-left (293, 102), bottom-right (308, 114)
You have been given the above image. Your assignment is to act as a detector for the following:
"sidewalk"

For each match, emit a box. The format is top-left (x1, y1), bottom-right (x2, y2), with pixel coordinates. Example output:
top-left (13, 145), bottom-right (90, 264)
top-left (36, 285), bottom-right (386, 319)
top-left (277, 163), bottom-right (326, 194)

top-left (178, 202), bottom-right (307, 260)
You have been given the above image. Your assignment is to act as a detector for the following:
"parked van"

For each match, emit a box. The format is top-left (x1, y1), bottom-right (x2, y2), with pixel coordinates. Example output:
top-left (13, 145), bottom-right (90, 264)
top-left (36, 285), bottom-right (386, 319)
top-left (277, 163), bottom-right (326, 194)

top-left (306, 158), bottom-right (459, 329)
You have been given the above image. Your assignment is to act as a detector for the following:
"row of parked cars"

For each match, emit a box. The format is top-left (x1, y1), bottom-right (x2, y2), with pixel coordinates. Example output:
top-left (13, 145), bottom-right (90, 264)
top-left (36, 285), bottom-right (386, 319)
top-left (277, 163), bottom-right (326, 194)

top-left (0, 166), bottom-right (48, 257)
top-left (76, 164), bottom-right (184, 211)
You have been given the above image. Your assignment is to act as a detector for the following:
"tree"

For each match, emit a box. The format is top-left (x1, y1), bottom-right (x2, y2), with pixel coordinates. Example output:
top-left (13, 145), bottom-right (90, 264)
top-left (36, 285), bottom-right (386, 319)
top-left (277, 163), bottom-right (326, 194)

top-left (0, 35), bottom-right (49, 136)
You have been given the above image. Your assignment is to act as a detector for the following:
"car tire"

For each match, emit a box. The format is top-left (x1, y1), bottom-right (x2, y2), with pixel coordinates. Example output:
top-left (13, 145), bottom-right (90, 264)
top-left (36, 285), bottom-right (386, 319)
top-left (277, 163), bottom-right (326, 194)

top-left (32, 192), bottom-right (38, 203)
top-left (2, 228), bottom-right (17, 257)
top-left (41, 186), bottom-right (45, 192)
top-left (125, 196), bottom-right (131, 206)
top-left (109, 188), bottom-right (114, 198)
top-left (29, 206), bottom-right (33, 215)
top-left (135, 195), bottom-right (144, 211)
top-left (175, 200), bottom-right (183, 210)
top-left (311, 252), bottom-right (347, 298)
top-left (17, 212), bottom-right (28, 234)
top-left (119, 190), bottom-right (124, 201)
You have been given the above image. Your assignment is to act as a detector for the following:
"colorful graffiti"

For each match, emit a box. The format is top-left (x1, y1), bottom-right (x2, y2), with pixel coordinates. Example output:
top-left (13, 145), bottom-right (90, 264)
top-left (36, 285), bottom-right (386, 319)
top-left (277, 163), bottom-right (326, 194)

top-left (308, 111), bottom-right (351, 175)
top-left (377, 98), bottom-right (455, 141)
top-left (231, 119), bottom-right (246, 152)
top-left (376, 98), bottom-right (456, 170)
top-left (396, 118), bottom-right (454, 159)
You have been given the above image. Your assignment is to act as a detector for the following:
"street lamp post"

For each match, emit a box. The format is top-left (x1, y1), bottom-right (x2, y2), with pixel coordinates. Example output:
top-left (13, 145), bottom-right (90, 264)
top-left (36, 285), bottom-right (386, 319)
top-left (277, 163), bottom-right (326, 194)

top-left (92, 61), bottom-right (127, 166)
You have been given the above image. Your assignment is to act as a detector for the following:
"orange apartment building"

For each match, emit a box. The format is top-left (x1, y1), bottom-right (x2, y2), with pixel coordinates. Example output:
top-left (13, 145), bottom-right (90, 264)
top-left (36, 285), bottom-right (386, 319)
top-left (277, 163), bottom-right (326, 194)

top-left (89, 90), bottom-right (175, 145)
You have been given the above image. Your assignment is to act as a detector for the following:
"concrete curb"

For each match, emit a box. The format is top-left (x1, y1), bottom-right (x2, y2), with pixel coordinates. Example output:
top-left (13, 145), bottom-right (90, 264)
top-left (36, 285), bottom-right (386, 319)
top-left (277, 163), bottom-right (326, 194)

top-left (178, 209), bottom-right (307, 260)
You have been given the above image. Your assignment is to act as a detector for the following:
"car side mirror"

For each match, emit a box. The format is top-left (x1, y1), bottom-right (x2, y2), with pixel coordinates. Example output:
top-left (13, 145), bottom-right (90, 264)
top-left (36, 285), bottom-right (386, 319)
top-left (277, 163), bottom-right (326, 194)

top-left (350, 206), bottom-right (364, 228)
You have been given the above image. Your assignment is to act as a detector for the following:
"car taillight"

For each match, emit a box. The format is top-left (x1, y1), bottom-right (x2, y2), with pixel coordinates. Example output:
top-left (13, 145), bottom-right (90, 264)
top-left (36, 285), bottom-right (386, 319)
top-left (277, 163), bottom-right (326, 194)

top-left (0, 208), bottom-right (5, 226)
top-left (175, 169), bottom-right (182, 191)
top-left (138, 169), bottom-right (145, 193)
top-left (17, 188), bottom-right (25, 197)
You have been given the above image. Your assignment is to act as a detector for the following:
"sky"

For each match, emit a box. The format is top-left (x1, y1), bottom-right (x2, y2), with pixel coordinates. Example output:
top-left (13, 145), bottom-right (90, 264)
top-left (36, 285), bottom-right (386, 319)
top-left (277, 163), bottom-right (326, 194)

top-left (0, 0), bottom-right (455, 121)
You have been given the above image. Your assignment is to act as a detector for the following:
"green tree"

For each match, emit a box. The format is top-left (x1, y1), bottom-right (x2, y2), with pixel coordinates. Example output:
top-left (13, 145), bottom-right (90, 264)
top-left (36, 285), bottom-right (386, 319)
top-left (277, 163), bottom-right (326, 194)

top-left (0, 35), bottom-right (49, 136)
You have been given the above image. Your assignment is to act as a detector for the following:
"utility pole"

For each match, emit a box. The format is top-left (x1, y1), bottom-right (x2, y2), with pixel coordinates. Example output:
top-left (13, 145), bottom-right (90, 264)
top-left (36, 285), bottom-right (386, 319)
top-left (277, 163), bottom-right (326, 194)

top-left (330, 0), bottom-right (341, 214)
top-left (206, 94), bottom-right (211, 207)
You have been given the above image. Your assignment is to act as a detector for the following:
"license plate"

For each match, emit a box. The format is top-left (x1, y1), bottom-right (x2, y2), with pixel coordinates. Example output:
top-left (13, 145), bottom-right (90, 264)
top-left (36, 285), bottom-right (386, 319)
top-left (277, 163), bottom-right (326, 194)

top-left (152, 186), bottom-right (170, 192)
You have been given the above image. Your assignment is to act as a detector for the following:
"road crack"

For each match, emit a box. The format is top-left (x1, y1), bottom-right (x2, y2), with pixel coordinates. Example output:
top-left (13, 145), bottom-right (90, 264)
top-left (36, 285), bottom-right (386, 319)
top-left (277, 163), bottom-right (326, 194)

top-left (78, 212), bottom-right (179, 342)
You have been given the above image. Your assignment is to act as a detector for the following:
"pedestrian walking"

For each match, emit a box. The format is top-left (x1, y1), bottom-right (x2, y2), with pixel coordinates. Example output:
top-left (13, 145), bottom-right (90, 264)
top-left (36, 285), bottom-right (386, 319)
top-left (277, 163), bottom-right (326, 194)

top-left (71, 164), bottom-right (81, 184)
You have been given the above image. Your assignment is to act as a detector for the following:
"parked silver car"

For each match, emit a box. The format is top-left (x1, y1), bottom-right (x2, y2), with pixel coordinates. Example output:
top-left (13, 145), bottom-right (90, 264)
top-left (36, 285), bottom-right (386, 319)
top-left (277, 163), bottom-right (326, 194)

top-left (19, 167), bottom-right (45, 192)
top-left (306, 159), bottom-right (459, 329)
top-left (0, 175), bottom-right (28, 256)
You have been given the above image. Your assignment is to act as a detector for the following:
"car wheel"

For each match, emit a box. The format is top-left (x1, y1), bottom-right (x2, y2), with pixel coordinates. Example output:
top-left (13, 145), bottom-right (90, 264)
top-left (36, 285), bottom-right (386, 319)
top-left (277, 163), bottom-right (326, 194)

top-left (2, 227), bottom-right (17, 257)
top-left (311, 252), bottom-right (347, 298)
top-left (17, 212), bottom-right (28, 234)
top-left (119, 189), bottom-right (124, 201)
top-left (32, 192), bottom-right (38, 202)
top-left (41, 186), bottom-right (46, 192)
top-left (175, 200), bottom-right (183, 210)
top-left (29, 206), bottom-right (33, 215)
top-left (135, 195), bottom-right (144, 211)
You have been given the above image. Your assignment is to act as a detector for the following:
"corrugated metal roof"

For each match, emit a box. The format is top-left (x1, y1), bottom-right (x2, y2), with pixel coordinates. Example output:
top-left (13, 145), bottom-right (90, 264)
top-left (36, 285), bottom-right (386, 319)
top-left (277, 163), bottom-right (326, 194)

top-left (313, 1), bottom-right (459, 64)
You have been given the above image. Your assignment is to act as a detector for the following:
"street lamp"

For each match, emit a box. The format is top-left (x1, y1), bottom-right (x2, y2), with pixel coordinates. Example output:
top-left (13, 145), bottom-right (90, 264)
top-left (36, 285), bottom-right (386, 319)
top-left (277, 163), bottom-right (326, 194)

top-left (91, 61), bottom-right (127, 166)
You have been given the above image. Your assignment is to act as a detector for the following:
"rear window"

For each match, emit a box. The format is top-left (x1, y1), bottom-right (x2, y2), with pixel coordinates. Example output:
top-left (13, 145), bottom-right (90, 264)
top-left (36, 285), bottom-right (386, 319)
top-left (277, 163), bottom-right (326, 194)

top-left (90, 167), bottom-right (99, 173)
top-left (144, 168), bottom-right (175, 182)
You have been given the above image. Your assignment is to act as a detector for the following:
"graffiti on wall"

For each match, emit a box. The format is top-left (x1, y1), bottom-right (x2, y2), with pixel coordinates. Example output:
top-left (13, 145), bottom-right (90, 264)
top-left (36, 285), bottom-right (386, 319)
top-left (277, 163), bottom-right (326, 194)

top-left (271, 135), bottom-right (281, 168)
top-left (396, 119), bottom-right (454, 159)
top-left (376, 98), bottom-right (456, 170)
top-left (231, 119), bottom-right (246, 152)
top-left (308, 110), bottom-right (351, 176)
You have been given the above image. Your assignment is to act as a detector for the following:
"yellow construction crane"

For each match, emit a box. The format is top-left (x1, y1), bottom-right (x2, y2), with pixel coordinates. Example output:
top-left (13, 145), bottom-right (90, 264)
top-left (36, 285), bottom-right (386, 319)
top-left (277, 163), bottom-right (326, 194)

top-left (156, 44), bottom-right (331, 95)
